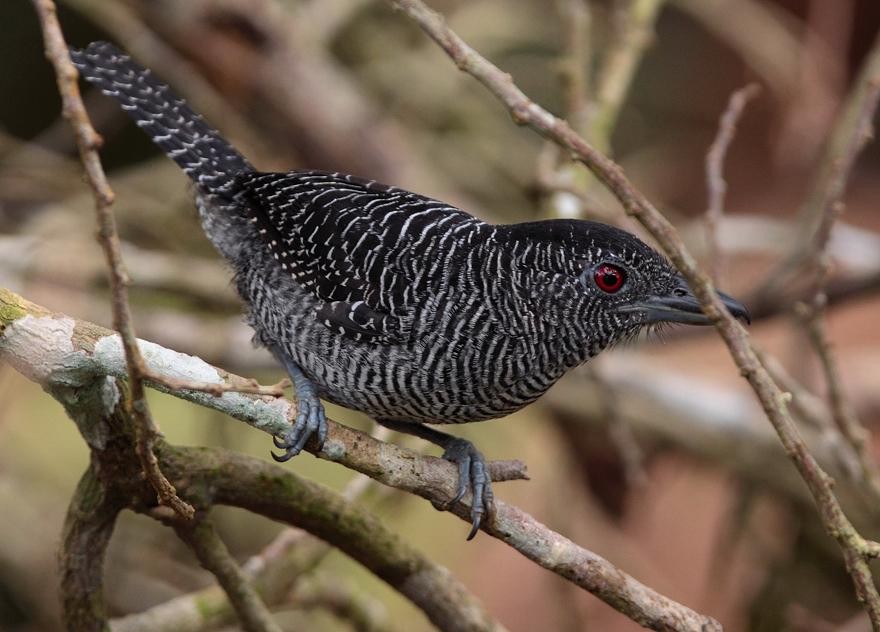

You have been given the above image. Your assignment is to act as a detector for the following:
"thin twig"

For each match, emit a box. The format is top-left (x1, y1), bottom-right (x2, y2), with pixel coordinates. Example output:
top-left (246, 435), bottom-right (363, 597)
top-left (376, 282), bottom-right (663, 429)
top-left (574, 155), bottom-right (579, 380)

top-left (796, 75), bottom-right (880, 501)
top-left (145, 370), bottom-right (290, 398)
top-left (173, 519), bottom-right (282, 632)
top-left (539, 0), bottom-right (594, 222)
top-left (385, 0), bottom-right (880, 626)
top-left (753, 29), bottom-right (880, 304)
top-left (806, 81), bottom-right (880, 273)
top-left (705, 83), bottom-right (760, 285)
top-left (753, 347), bottom-right (830, 431)
top-left (798, 302), bottom-right (880, 500)
top-left (755, 344), bottom-right (862, 481)
top-left (31, 0), bottom-right (193, 519)
top-left (541, 0), bottom-right (644, 228)
top-left (544, 0), bottom-right (665, 225)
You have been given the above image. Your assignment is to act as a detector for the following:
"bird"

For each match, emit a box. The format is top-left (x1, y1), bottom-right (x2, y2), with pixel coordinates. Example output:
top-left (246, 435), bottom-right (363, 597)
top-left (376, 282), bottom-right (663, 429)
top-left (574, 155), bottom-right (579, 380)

top-left (70, 41), bottom-right (749, 540)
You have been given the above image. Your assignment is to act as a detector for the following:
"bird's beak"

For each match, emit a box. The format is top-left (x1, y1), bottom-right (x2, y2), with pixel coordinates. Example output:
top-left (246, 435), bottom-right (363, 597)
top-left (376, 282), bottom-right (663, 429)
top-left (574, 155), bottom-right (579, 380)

top-left (618, 279), bottom-right (751, 325)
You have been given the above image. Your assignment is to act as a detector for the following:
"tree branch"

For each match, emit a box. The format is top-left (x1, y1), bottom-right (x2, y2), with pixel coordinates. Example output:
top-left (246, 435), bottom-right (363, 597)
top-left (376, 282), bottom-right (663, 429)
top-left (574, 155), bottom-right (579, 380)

top-left (3, 292), bottom-right (507, 632)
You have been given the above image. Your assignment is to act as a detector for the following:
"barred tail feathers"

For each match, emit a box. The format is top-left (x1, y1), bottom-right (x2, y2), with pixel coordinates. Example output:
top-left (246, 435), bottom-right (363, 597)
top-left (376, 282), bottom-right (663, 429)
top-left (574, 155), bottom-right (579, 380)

top-left (69, 41), bottom-right (252, 192)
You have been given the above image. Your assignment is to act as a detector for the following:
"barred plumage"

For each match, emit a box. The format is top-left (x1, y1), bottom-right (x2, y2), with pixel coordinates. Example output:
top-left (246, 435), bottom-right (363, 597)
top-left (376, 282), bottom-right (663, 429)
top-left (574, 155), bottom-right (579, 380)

top-left (70, 41), bottom-right (749, 538)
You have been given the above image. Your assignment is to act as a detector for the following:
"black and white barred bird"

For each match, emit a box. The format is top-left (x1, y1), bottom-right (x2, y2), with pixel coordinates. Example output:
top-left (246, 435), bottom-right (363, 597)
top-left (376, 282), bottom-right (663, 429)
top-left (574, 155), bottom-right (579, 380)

top-left (70, 42), bottom-right (749, 539)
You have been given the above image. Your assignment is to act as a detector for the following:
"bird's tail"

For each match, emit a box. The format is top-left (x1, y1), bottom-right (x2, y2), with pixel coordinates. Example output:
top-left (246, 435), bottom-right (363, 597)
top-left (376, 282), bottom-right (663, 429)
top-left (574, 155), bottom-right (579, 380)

top-left (69, 41), bottom-right (253, 194)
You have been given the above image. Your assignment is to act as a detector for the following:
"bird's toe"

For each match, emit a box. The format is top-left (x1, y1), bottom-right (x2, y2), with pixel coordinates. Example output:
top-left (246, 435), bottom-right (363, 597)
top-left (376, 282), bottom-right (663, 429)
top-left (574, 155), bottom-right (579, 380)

top-left (441, 438), bottom-right (494, 540)
top-left (271, 393), bottom-right (327, 461)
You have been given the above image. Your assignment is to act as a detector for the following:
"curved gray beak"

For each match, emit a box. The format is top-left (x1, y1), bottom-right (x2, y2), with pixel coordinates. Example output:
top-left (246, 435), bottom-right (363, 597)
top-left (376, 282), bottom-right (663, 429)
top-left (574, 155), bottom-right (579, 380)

top-left (618, 279), bottom-right (751, 325)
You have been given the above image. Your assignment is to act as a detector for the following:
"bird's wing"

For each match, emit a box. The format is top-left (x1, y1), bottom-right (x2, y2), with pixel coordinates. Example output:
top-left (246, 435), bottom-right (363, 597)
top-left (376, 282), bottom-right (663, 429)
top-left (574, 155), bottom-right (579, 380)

top-left (236, 170), bottom-right (482, 342)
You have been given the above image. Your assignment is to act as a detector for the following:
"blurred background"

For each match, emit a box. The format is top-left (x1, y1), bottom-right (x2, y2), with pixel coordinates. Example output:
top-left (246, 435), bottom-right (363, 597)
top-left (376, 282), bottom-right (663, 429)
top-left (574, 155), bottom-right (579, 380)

top-left (2, 0), bottom-right (880, 630)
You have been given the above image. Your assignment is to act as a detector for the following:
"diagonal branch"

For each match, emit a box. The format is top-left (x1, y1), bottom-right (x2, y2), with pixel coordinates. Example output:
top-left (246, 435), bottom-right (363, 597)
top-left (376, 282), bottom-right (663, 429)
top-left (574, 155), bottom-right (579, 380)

top-left (30, 0), bottom-right (192, 519)
top-left (384, 0), bottom-right (880, 626)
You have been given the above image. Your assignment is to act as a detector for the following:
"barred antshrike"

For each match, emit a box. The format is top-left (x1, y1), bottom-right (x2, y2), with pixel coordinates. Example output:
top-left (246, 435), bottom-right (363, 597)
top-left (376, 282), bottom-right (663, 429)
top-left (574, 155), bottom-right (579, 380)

top-left (70, 42), bottom-right (749, 539)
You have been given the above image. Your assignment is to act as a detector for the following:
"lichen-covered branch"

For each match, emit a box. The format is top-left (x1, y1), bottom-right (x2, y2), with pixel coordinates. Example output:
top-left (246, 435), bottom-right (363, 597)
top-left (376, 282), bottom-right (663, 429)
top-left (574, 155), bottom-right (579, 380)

top-left (384, 0), bottom-right (880, 626)
top-left (0, 287), bottom-right (718, 631)
top-left (0, 289), bottom-right (505, 632)
top-left (31, 0), bottom-right (192, 519)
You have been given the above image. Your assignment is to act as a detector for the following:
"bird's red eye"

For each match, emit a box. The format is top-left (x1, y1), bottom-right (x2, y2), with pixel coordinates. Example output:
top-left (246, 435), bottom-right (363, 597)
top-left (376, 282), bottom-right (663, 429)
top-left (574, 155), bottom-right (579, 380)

top-left (593, 264), bottom-right (626, 293)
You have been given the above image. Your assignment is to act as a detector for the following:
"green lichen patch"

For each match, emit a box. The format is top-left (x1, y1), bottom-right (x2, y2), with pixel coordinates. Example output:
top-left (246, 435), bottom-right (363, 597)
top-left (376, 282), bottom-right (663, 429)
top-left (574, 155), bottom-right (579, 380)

top-left (0, 288), bottom-right (29, 332)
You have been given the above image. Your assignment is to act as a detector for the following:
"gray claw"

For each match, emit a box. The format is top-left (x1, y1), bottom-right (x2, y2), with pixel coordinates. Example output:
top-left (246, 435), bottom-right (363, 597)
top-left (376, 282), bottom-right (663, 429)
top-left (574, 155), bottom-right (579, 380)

top-left (441, 438), bottom-right (494, 540)
top-left (271, 393), bottom-right (328, 462)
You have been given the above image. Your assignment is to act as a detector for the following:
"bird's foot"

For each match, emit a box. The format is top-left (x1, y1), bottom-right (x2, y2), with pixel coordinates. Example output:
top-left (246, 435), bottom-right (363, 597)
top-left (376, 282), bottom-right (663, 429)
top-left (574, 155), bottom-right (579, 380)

top-left (442, 437), bottom-right (495, 540)
top-left (271, 388), bottom-right (328, 462)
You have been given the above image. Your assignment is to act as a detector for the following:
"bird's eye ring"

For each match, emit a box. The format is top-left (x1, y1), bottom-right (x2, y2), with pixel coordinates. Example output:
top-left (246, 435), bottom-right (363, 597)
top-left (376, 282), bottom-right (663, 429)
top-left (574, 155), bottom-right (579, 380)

top-left (593, 263), bottom-right (626, 293)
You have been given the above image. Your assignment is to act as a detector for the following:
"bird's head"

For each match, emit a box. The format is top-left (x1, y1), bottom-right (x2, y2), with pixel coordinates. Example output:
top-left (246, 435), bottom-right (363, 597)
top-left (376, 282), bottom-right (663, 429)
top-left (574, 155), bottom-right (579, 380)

top-left (502, 220), bottom-right (750, 360)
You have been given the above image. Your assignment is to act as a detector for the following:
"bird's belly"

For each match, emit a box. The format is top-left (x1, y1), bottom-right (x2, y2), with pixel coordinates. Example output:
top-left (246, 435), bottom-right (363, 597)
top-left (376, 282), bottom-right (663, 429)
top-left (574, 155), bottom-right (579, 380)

top-left (309, 342), bottom-right (560, 424)
top-left (282, 328), bottom-right (534, 424)
top-left (240, 266), bottom-right (566, 424)
top-left (244, 292), bottom-right (561, 423)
